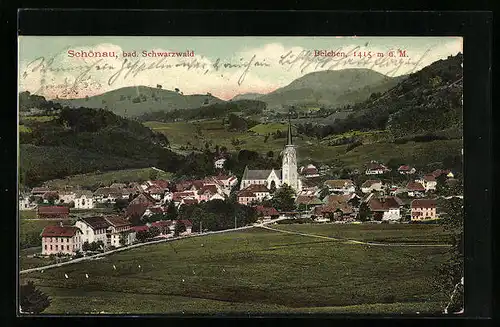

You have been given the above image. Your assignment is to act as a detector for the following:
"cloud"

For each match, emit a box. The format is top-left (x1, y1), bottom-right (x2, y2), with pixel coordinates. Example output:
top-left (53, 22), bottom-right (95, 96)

top-left (18, 39), bottom-right (462, 100)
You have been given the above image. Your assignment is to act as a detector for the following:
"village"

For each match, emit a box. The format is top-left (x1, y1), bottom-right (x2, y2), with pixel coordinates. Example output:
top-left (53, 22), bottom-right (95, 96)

top-left (19, 154), bottom-right (462, 260)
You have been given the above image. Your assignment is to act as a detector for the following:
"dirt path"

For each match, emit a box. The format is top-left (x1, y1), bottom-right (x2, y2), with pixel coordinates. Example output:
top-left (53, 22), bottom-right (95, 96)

top-left (259, 225), bottom-right (452, 248)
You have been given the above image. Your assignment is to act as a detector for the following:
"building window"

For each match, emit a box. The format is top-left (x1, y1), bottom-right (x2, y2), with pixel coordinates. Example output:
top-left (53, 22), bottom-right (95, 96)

top-left (50, 245), bottom-right (52, 250)
top-left (55, 245), bottom-right (58, 250)
top-left (67, 245), bottom-right (69, 251)
top-left (44, 245), bottom-right (47, 250)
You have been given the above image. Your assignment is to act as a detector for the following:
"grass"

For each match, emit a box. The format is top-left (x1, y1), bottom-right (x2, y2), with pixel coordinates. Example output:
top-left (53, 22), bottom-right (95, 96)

top-left (20, 225), bottom-right (451, 314)
top-left (43, 167), bottom-right (172, 189)
top-left (274, 224), bottom-right (453, 244)
top-left (249, 123), bottom-right (291, 135)
top-left (19, 125), bottom-right (32, 133)
top-left (23, 116), bottom-right (57, 122)
top-left (144, 120), bottom-right (462, 168)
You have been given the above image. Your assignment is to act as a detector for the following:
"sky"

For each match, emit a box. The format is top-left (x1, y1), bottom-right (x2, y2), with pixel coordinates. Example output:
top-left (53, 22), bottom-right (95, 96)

top-left (18, 36), bottom-right (462, 100)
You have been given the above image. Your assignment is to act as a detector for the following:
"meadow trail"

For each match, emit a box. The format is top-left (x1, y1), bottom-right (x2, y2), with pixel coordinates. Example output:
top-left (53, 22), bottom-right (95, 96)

top-left (259, 225), bottom-right (453, 248)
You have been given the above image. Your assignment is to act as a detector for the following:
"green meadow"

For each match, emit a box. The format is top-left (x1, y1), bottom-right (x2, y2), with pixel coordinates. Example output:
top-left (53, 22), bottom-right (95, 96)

top-left (21, 225), bottom-right (451, 315)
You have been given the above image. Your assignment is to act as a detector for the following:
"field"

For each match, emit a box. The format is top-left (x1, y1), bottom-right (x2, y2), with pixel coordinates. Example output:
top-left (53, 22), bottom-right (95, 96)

top-left (43, 167), bottom-right (172, 189)
top-left (21, 224), bottom-right (452, 315)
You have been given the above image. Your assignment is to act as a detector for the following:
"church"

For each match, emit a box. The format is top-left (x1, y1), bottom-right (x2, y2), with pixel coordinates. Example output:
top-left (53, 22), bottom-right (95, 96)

top-left (240, 120), bottom-right (302, 193)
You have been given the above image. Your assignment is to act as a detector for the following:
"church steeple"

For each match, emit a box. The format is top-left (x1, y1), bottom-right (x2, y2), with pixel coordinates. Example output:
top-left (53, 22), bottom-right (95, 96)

top-left (286, 112), bottom-right (293, 146)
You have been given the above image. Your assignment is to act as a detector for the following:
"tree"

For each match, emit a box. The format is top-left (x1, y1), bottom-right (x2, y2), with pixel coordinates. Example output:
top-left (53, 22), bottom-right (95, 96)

top-left (434, 197), bottom-right (464, 313)
top-left (149, 169), bottom-right (159, 181)
top-left (114, 198), bottom-right (129, 212)
top-left (174, 221), bottom-right (186, 236)
top-left (19, 281), bottom-right (51, 314)
top-left (266, 150), bottom-right (274, 158)
top-left (148, 226), bottom-right (161, 238)
top-left (271, 184), bottom-right (296, 211)
top-left (166, 200), bottom-right (178, 220)
top-left (358, 202), bottom-right (371, 222)
top-left (136, 230), bottom-right (149, 243)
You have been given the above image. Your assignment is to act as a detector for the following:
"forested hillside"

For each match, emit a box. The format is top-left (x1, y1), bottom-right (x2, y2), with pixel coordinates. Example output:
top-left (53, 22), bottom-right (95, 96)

top-left (19, 94), bottom-right (182, 187)
top-left (312, 53), bottom-right (463, 139)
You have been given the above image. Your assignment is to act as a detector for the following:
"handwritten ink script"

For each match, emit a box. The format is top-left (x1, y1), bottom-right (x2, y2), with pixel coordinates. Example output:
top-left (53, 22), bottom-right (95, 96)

top-left (21, 45), bottom-right (434, 98)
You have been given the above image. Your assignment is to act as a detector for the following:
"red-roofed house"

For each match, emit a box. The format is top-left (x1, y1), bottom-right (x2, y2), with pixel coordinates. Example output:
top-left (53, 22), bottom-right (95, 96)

top-left (406, 182), bottom-right (426, 197)
top-left (237, 184), bottom-right (271, 205)
top-left (361, 180), bottom-right (383, 193)
top-left (368, 196), bottom-right (402, 221)
top-left (411, 199), bottom-right (437, 221)
top-left (150, 220), bottom-right (174, 236)
top-left (130, 225), bottom-right (149, 233)
top-left (198, 185), bottom-right (219, 202)
top-left (324, 179), bottom-right (355, 194)
top-left (416, 175), bottom-right (438, 192)
top-left (398, 165), bottom-right (416, 175)
top-left (254, 205), bottom-right (279, 220)
top-left (175, 220), bottom-right (193, 235)
top-left (37, 206), bottom-right (69, 219)
top-left (300, 164), bottom-right (320, 178)
top-left (104, 216), bottom-right (134, 247)
top-left (181, 198), bottom-right (199, 206)
top-left (41, 223), bottom-right (83, 255)
top-left (365, 163), bottom-right (390, 175)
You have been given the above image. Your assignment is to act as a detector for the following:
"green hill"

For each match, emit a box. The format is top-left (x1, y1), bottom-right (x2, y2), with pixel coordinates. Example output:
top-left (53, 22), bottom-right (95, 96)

top-left (257, 69), bottom-right (406, 110)
top-left (321, 53), bottom-right (463, 138)
top-left (19, 95), bottom-right (182, 187)
top-left (53, 86), bottom-right (225, 118)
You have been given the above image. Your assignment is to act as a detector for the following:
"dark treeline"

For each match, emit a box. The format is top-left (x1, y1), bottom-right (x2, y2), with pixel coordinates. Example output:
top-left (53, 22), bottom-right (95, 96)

top-left (178, 199), bottom-right (258, 232)
top-left (136, 100), bottom-right (267, 122)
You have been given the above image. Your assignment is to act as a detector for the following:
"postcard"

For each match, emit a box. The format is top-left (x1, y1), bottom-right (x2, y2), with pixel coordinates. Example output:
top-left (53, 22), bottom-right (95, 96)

top-left (18, 36), bottom-right (464, 316)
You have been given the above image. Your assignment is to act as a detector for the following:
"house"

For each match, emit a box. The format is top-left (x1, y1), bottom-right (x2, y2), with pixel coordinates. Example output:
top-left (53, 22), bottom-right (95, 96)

top-left (109, 183), bottom-right (127, 189)
top-left (41, 223), bottom-right (83, 255)
top-left (237, 184), bottom-right (271, 205)
top-left (368, 196), bottom-right (402, 221)
top-left (144, 185), bottom-right (165, 201)
top-left (411, 199), bottom-right (437, 221)
top-left (104, 216), bottom-right (134, 247)
top-left (365, 163), bottom-right (390, 175)
top-left (75, 216), bottom-right (110, 246)
top-left (58, 190), bottom-right (77, 204)
top-left (209, 193), bottom-right (225, 201)
top-left (313, 203), bottom-right (354, 222)
top-left (198, 184), bottom-right (219, 202)
top-left (142, 206), bottom-right (167, 218)
top-left (300, 164), bottom-right (320, 178)
top-left (406, 182), bottom-right (426, 197)
top-left (73, 190), bottom-right (95, 209)
top-left (253, 206), bottom-right (279, 220)
top-left (431, 169), bottom-right (454, 179)
top-left (180, 198), bottom-right (199, 206)
top-left (42, 191), bottom-right (59, 203)
top-left (175, 220), bottom-right (193, 235)
top-left (130, 225), bottom-right (149, 234)
top-left (397, 165), bottom-right (416, 175)
top-left (324, 179), bottom-right (355, 194)
top-left (361, 180), bottom-right (383, 193)
top-left (416, 174), bottom-right (438, 192)
top-left (295, 195), bottom-right (323, 210)
top-left (126, 193), bottom-right (157, 220)
top-left (214, 158), bottom-right (226, 169)
top-left (93, 187), bottom-right (123, 204)
top-left (31, 187), bottom-right (50, 196)
top-left (37, 206), bottom-right (69, 219)
top-left (19, 194), bottom-right (36, 211)
top-left (209, 174), bottom-right (238, 194)
top-left (150, 220), bottom-right (174, 236)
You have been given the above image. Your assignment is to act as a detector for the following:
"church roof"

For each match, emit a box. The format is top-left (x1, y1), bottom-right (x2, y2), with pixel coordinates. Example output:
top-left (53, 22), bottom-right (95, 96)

top-left (242, 168), bottom-right (282, 181)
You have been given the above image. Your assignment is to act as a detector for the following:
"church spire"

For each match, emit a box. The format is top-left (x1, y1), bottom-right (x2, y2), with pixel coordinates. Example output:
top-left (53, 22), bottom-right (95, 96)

top-left (287, 112), bottom-right (293, 146)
